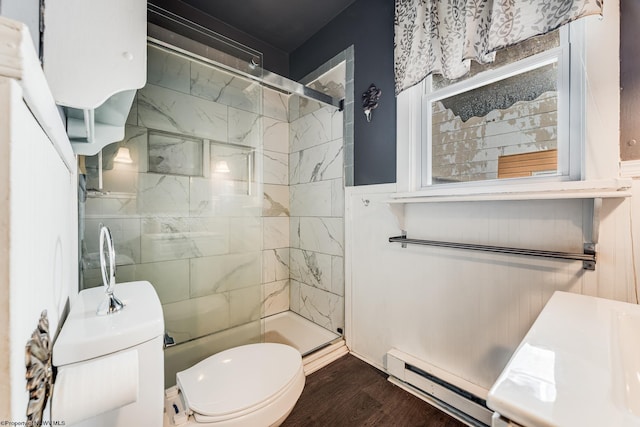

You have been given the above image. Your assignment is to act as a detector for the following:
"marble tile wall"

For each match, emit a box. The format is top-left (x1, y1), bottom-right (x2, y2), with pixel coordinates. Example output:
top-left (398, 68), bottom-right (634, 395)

top-left (261, 86), bottom-right (291, 318)
top-left (288, 61), bottom-right (346, 335)
top-left (82, 44), bottom-right (346, 346)
top-left (83, 45), bottom-right (281, 344)
top-left (299, 47), bottom-right (354, 186)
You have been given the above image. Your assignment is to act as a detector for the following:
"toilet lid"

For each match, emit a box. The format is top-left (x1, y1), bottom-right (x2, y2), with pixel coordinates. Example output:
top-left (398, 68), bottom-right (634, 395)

top-left (177, 343), bottom-right (302, 419)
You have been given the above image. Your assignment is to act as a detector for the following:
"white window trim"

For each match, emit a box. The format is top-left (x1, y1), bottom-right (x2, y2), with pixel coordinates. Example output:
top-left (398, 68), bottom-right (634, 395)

top-left (395, 21), bottom-right (596, 198)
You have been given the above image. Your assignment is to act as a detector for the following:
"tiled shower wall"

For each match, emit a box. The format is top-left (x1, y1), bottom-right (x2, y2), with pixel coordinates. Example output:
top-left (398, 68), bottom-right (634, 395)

top-left (261, 95), bottom-right (292, 318)
top-left (263, 59), bottom-right (347, 334)
top-left (83, 45), bottom-right (347, 344)
top-left (288, 94), bottom-right (345, 334)
top-left (82, 45), bottom-right (290, 344)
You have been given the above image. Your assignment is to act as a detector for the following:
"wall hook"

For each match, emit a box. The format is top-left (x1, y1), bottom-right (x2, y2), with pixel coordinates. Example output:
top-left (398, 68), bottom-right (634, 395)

top-left (362, 83), bottom-right (381, 122)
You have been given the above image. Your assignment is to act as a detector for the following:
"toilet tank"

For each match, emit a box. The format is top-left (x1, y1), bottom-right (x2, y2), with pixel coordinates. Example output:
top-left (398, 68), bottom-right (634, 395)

top-left (52, 281), bottom-right (164, 427)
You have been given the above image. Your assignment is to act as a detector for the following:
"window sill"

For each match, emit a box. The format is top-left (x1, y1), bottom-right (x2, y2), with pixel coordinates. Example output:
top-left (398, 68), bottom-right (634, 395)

top-left (388, 178), bottom-right (632, 204)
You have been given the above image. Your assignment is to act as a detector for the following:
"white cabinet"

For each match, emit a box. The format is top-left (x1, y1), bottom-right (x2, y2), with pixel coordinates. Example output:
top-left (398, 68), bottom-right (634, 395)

top-left (43, 0), bottom-right (147, 155)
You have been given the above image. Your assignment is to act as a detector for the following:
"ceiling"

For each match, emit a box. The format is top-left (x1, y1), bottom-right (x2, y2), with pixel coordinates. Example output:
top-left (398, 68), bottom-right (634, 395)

top-left (179, 0), bottom-right (358, 53)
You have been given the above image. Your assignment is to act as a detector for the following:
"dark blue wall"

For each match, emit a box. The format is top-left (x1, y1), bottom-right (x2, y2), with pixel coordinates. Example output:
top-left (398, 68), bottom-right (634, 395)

top-left (290, 0), bottom-right (396, 185)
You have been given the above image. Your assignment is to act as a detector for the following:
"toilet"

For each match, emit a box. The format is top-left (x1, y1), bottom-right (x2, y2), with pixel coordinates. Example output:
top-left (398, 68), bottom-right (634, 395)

top-left (52, 281), bottom-right (305, 427)
top-left (165, 343), bottom-right (305, 426)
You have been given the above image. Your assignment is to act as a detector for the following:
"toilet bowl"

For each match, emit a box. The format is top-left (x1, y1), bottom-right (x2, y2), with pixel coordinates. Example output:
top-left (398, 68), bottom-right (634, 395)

top-left (165, 343), bottom-right (305, 427)
top-left (52, 281), bottom-right (304, 427)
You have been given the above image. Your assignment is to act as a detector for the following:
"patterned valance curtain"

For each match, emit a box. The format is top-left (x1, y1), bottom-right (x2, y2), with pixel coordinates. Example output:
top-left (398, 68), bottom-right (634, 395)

top-left (394, 0), bottom-right (604, 94)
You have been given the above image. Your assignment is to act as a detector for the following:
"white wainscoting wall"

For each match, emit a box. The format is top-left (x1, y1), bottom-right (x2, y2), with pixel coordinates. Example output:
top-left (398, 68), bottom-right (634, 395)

top-left (348, 0), bottom-right (639, 396)
top-left (345, 183), bottom-right (638, 394)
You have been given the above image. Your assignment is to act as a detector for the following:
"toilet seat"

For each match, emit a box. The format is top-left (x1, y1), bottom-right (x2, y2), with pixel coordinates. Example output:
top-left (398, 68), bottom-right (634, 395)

top-left (176, 343), bottom-right (304, 424)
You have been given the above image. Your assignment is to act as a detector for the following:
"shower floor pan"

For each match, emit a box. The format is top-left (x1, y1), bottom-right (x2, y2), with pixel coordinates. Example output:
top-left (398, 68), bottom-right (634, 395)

top-left (164, 311), bottom-right (347, 387)
top-left (263, 311), bottom-right (347, 375)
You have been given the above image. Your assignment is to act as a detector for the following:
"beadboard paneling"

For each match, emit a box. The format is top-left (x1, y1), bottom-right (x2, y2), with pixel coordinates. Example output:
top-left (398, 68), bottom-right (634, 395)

top-left (346, 186), bottom-right (636, 392)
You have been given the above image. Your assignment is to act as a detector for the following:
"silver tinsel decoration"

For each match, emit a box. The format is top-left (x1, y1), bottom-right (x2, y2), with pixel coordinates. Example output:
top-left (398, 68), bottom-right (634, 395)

top-left (362, 83), bottom-right (381, 122)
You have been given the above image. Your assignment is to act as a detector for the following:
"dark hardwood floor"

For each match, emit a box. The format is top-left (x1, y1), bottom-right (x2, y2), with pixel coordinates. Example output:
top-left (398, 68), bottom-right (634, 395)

top-left (282, 354), bottom-right (466, 427)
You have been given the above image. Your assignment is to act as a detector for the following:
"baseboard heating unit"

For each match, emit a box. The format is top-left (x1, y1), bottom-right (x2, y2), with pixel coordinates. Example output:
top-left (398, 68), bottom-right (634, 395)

top-left (386, 349), bottom-right (493, 427)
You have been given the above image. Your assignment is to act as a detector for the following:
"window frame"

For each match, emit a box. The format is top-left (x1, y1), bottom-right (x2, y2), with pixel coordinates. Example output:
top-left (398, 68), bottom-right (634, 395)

top-left (396, 22), bottom-right (586, 195)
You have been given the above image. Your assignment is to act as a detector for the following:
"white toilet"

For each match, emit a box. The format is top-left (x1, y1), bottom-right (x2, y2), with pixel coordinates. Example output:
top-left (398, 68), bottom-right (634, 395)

top-left (165, 343), bottom-right (305, 427)
top-left (52, 281), bottom-right (305, 427)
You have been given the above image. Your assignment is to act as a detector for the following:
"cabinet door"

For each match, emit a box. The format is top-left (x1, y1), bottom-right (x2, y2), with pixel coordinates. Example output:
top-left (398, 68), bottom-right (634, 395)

top-left (43, 0), bottom-right (147, 109)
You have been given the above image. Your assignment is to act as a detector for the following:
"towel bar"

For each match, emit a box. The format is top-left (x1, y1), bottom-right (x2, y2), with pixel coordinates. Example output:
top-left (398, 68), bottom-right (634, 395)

top-left (388, 234), bottom-right (596, 270)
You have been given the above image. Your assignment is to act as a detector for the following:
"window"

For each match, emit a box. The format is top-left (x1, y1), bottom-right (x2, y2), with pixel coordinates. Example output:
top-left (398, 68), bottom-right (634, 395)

top-left (398, 24), bottom-right (585, 193)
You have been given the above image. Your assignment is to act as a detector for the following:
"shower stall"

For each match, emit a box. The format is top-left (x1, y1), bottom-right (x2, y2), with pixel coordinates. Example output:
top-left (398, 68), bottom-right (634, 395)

top-left (79, 6), bottom-right (347, 386)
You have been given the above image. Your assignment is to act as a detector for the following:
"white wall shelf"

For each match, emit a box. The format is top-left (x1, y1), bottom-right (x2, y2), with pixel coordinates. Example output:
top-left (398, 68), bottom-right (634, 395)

top-left (385, 179), bottom-right (631, 243)
top-left (388, 178), bottom-right (632, 204)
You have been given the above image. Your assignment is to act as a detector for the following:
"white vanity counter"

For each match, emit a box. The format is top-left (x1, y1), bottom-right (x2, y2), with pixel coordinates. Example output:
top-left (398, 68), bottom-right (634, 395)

top-left (488, 291), bottom-right (640, 427)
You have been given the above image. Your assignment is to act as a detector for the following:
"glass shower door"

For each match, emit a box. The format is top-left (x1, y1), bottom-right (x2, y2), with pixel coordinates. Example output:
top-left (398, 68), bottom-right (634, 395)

top-left (79, 38), bottom-right (265, 386)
